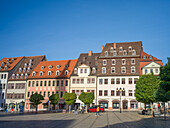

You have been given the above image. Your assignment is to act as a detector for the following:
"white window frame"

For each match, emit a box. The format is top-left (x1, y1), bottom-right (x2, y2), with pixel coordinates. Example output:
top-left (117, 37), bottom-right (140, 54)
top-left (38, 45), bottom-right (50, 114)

top-left (74, 68), bottom-right (77, 74)
top-left (105, 51), bottom-right (108, 56)
top-left (102, 67), bottom-right (106, 74)
top-left (131, 66), bottom-right (135, 73)
top-left (129, 46), bottom-right (132, 52)
top-left (131, 59), bottom-right (135, 65)
top-left (84, 68), bottom-right (87, 73)
top-left (80, 68), bottom-right (83, 73)
top-left (112, 59), bottom-right (116, 65)
top-left (113, 51), bottom-right (117, 56)
top-left (123, 50), bottom-right (127, 56)
top-left (92, 68), bottom-right (96, 74)
top-left (110, 47), bottom-right (113, 52)
top-left (132, 50), bottom-right (136, 55)
top-left (65, 70), bottom-right (69, 75)
top-left (40, 71), bottom-right (43, 76)
top-left (32, 72), bottom-right (36, 76)
top-left (103, 60), bottom-right (107, 65)
top-left (111, 67), bottom-right (115, 73)
top-left (122, 59), bottom-right (126, 65)
top-left (56, 70), bottom-right (60, 76)
top-left (48, 71), bottom-right (52, 76)
top-left (119, 47), bottom-right (123, 52)
top-left (121, 67), bottom-right (126, 73)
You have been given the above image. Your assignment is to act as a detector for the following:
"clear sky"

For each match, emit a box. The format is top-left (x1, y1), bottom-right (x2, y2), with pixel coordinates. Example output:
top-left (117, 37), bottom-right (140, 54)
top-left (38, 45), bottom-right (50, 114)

top-left (0, 0), bottom-right (170, 64)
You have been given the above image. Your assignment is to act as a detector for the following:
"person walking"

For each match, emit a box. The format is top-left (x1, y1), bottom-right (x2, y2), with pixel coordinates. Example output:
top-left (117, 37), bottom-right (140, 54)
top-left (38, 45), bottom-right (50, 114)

top-left (74, 105), bottom-right (77, 115)
top-left (96, 106), bottom-right (100, 116)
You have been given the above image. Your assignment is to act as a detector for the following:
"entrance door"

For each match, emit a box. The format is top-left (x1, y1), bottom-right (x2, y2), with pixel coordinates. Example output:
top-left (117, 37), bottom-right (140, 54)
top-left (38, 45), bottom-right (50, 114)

top-left (123, 101), bottom-right (128, 109)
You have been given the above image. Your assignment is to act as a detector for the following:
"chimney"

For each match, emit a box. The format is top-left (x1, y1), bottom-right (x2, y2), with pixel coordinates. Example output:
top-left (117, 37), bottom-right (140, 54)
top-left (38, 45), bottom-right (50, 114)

top-left (114, 43), bottom-right (116, 49)
top-left (88, 51), bottom-right (92, 56)
top-left (102, 45), bottom-right (104, 51)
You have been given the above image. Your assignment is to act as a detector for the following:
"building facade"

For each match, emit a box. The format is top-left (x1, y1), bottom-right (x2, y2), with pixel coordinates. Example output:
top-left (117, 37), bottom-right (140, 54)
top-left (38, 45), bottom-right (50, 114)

top-left (97, 42), bottom-right (142, 110)
top-left (70, 51), bottom-right (100, 108)
top-left (0, 56), bottom-right (24, 110)
top-left (25, 59), bottom-right (77, 111)
top-left (6, 55), bottom-right (46, 112)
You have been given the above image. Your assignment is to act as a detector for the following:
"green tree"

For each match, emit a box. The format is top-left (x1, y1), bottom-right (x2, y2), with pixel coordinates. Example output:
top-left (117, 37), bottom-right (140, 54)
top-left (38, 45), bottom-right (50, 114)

top-left (156, 60), bottom-right (170, 120)
top-left (49, 93), bottom-right (60, 110)
top-left (29, 92), bottom-right (44, 113)
top-left (78, 92), bottom-right (94, 112)
top-left (135, 74), bottom-right (160, 117)
top-left (62, 93), bottom-right (77, 113)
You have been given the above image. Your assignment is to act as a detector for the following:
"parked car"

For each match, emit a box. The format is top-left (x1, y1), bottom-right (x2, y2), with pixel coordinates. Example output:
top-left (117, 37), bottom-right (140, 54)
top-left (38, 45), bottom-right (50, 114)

top-left (87, 105), bottom-right (104, 112)
top-left (0, 107), bottom-right (4, 111)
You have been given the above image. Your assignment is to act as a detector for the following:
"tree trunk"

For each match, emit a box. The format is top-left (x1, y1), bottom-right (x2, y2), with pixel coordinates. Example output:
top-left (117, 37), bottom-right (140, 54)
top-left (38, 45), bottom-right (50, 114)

top-left (36, 105), bottom-right (38, 113)
top-left (69, 105), bottom-right (71, 114)
top-left (164, 102), bottom-right (166, 120)
top-left (144, 103), bottom-right (146, 110)
top-left (151, 102), bottom-right (155, 117)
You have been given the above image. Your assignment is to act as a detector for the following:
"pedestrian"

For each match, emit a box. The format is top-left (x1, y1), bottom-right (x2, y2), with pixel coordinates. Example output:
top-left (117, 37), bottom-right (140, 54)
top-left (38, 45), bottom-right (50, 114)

top-left (96, 105), bottom-right (100, 116)
top-left (82, 107), bottom-right (84, 114)
top-left (74, 105), bottom-right (77, 115)
top-left (12, 108), bottom-right (13, 112)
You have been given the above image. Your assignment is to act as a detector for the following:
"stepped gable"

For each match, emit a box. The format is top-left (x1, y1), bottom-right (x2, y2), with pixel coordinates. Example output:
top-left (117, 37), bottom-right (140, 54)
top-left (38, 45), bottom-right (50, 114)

top-left (9, 55), bottom-right (46, 80)
top-left (0, 56), bottom-right (24, 72)
top-left (28, 59), bottom-right (77, 79)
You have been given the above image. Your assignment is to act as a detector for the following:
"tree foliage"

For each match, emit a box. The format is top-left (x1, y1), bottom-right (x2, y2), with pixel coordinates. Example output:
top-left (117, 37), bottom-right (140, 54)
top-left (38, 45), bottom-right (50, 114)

top-left (78, 92), bottom-right (94, 105)
top-left (62, 93), bottom-right (77, 105)
top-left (49, 93), bottom-right (60, 110)
top-left (29, 92), bottom-right (44, 113)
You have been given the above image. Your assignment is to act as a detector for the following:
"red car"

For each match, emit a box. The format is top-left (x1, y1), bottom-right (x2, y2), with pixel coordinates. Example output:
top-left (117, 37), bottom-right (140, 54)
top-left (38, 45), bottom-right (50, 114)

top-left (87, 105), bottom-right (105, 112)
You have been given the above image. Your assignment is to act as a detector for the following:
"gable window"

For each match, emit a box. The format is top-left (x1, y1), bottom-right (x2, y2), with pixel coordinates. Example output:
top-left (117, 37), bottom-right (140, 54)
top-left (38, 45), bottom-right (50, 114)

top-left (23, 68), bottom-right (26, 73)
top-left (110, 47), bottom-right (113, 52)
top-left (132, 50), bottom-right (136, 55)
top-left (111, 67), bottom-right (115, 73)
top-left (122, 59), bottom-right (126, 65)
top-left (145, 69), bottom-right (147, 74)
top-left (65, 65), bottom-right (68, 68)
top-left (112, 59), bottom-right (116, 65)
top-left (56, 70), bottom-right (60, 76)
top-left (103, 60), bottom-right (107, 65)
top-left (131, 59), bottom-right (135, 65)
top-left (105, 51), bottom-right (108, 56)
top-left (27, 67), bottom-right (30, 72)
top-left (131, 66), bottom-right (135, 73)
top-left (48, 71), bottom-right (52, 76)
top-left (65, 70), bottom-right (69, 75)
top-left (119, 47), bottom-right (123, 52)
top-left (129, 46), bottom-right (132, 52)
top-left (74, 68), bottom-right (77, 74)
top-left (143, 55), bottom-right (146, 60)
top-left (121, 67), bottom-right (126, 73)
top-left (25, 73), bottom-right (28, 79)
top-left (40, 71), bottom-right (43, 76)
top-left (21, 73), bottom-right (24, 79)
top-left (102, 67), bottom-right (106, 74)
top-left (5, 66), bottom-right (8, 70)
top-left (92, 68), bottom-right (96, 74)
top-left (113, 51), bottom-right (117, 56)
top-left (149, 56), bottom-right (152, 59)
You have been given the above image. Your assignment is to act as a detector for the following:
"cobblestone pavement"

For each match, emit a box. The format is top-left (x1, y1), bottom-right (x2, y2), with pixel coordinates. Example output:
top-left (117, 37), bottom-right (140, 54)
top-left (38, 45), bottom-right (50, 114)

top-left (0, 112), bottom-right (169, 128)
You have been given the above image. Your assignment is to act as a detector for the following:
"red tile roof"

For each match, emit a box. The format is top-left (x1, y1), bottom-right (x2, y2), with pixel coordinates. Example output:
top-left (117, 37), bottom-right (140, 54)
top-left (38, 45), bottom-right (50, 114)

top-left (0, 56), bottom-right (24, 71)
top-left (28, 59), bottom-right (77, 79)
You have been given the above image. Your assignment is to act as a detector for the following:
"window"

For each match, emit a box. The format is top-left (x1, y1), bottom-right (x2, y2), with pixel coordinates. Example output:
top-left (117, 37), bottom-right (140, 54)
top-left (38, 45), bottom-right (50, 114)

top-left (116, 90), bottom-right (120, 96)
top-left (32, 91), bottom-right (34, 95)
top-left (48, 81), bottom-right (51, 86)
top-left (57, 80), bottom-right (59, 86)
top-left (27, 92), bottom-right (30, 97)
top-left (53, 81), bottom-right (55, 86)
top-left (131, 66), bottom-right (135, 73)
top-left (72, 90), bottom-right (75, 93)
top-left (57, 65), bottom-right (60, 69)
top-left (132, 50), bottom-right (136, 55)
top-left (41, 66), bottom-right (44, 70)
top-left (113, 51), bottom-right (117, 56)
top-left (84, 69), bottom-right (87, 73)
top-left (77, 79), bottom-right (80, 84)
top-left (145, 69), bottom-right (147, 74)
top-left (129, 78), bottom-right (132, 84)
top-left (104, 79), bottom-right (108, 84)
top-left (40, 71), bottom-right (43, 76)
top-left (102, 67), bottom-right (106, 73)
top-left (25, 73), bottom-right (28, 79)
top-left (129, 46), bottom-right (132, 52)
top-left (56, 70), bottom-right (60, 76)
top-left (103, 60), bottom-right (107, 65)
top-left (61, 80), bottom-right (63, 86)
top-left (87, 78), bottom-right (90, 84)
top-left (48, 92), bottom-right (50, 97)
top-left (116, 78), bottom-right (120, 84)
top-left (150, 69), bottom-right (153, 73)
top-left (110, 47), bottom-right (113, 52)
top-left (122, 90), bottom-right (125, 96)
top-left (36, 81), bottom-right (39, 87)
top-left (32, 81), bottom-right (35, 87)
top-left (111, 78), bottom-right (115, 84)
top-left (74, 68), bottom-right (77, 74)
top-left (65, 65), bottom-right (68, 68)
top-left (32, 72), bottom-right (36, 76)
top-left (80, 69), bottom-right (83, 73)
top-left (23, 68), bottom-right (26, 73)
top-left (1, 74), bottom-right (3, 79)
top-left (122, 78), bottom-right (125, 84)
top-left (99, 90), bottom-right (102, 96)
top-left (65, 80), bottom-right (68, 86)
top-left (60, 92), bottom-right (63, 98)
top-left (44, 81), bottom-right (47, 86)
top-left (28, 81), bottom-right (31, 87)
top-left (44, 92), bottom-right (46, 97)
top-left (143, 55), bottom-right (146, 60)
top-left (155, 68), bottom-right (158, 73)
top-left (92, 78), bottom-right (95, 83)
top-left (104, 90), bottom-right (108, 96)
top-left (111, 90), bottom-right (114, 96)
top-left (122, 59), bottom-right (126, 65)
top-left (121, 67), bottom-right (126, 73)
top-left (134, 78), bottom-right (137, 84)
top-left (131, 59), bottom-right (135, 65)
top-left (4, 74), bottom-right (6, 79)
top-left (65, 70), bottom-right (69, 75)
top-left (129, 90), bottom-right (133, 96)
top-left (40, 91), bottom-right (42, 95)
top-left (92, 68), bottom-right (96, 74)
top-left (105, 51), bottom-right (108, 56)
top-left (149, 56), bottom-right (152, 59)
top-left (48, 71), bottom-right (52, 76)
top-left (123, 50), bottom-right (127, 56)
top-left (72, 79), bottom-right (75, 84)
top-left (119, 47), bottom-right (123, 52)
top-left (19, 68), bottom-right (22, 73)
top-left (112, 59), bottom-right (116, 65)
top-left (49, 65), bottom-right (52, 69)
top-left (12, 74), bottom-right (15, 79)
top-left (99, 79), bottom-right (103, 85)
top-left (111, 67), bottom-right (115, 73)
top-left (40, 81), bottom-right (43, 86)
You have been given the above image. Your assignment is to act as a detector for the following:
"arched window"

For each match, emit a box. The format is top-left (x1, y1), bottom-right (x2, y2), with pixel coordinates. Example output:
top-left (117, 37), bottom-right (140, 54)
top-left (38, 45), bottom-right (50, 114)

top-left (132, 50), bottom-right (136, 55)
top-left (48, 71), bottom-right (52, 76)
top-left (105, 51), bottom-right (108, 56)
top-left (40, 71), bottom-right (43, 76)
top-left (65, 70), bottom-right (69, 75)
top-left (56, 70), bottom-right (60, 76)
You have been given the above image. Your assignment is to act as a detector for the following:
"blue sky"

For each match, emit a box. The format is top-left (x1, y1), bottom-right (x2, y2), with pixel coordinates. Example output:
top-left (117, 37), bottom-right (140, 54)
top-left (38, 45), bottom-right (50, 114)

top-left (0, 0), bottom-right (169, 64)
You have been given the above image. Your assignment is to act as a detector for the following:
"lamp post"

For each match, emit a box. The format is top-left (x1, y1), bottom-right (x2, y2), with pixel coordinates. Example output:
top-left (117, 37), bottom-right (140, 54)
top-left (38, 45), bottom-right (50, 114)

top-left (117, 88), bottom-right (125, 113)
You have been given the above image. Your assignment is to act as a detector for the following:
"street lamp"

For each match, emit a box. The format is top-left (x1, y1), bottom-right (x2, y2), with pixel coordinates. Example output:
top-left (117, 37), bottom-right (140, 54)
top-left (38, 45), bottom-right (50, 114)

top-left (117, 88), bottom-right (125, 113)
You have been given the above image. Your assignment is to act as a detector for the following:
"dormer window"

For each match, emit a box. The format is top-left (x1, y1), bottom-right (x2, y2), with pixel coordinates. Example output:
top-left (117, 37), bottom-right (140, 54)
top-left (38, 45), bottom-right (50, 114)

top-left (7, 62), bottom-right (10, 66)
top-left (25, 73), bottom-right (28, 79)
top-left (40, 71), bottom-right (43, 76)
top-left (83, 57), bottom-right (86, 61)
top-left (16, 74), bottom-right (19, 79)
top-left (1, 62), bottom-right (4, 66)
top-left (32, 72), bottom-right (36, 76)
top-left (74, 68), bottom-right (77, 74)
top-left (92, 68), bottom-right (96, 74)
top-left (23, 68), bottom-right (26, 73)
top-left (123, 50), bottom-right (127, 56)
top-left (48, 71), bottom-right (52, 76)
top-left (113, 51), bottom-right (117, 56)
top-left (24, 63), bottom-right (27, 68)
top-left (65, 65), bottom-right (68, 68)
top-left (149, 56), bottom-right (152, 59)
top-left (29, 59), bottom-right (32, 63)
top-left (56, 70), bottom-right (60, 76)
top-left (110, 47), bottom-right (114, 52)
top-left (21, 73), bottom-right (24, 79)
top-left (19, 67), bottom-right (22, 72)
top-left (49, 65), bottom-right (52, 69)
top-left (132, 50), bottom-right (136, 55)
top-left (143, 55), bottom-right (146, 60)
top-left (12, 58), bottom-right (14, 62)
top-left (57, 65), bottom-right (60, 69)
top-left (7, 59), bottom-right (9, 62)
top-left (29, 63), bottom-right (31, 67)
top-left (65, 70), bottom-right (69, 75)
top-left (12, 74), bottom-right (15, 79)
top-left (41, 66), bottom-right (44, 70)
top-left (129, 46), bottom-right (132, 52)
top-left (119, 47), bottom-right (123, 52)
top-left (105, 51), bottom-right (108, 56)
top-left (5, 66), bottom-right (8, 70)
top-left (27, 67), bottom-right (30, 72)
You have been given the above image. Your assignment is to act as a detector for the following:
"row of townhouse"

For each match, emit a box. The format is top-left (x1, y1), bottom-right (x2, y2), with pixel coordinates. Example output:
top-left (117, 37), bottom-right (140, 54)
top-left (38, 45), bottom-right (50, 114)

top-left (0, 41), bottom-right (164, 112)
